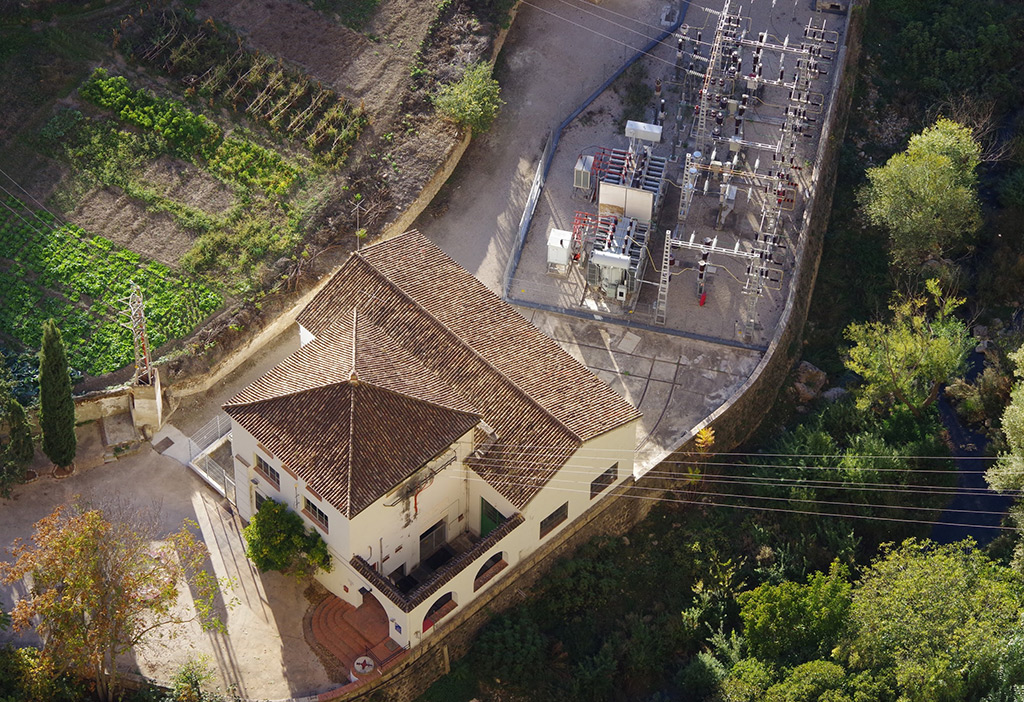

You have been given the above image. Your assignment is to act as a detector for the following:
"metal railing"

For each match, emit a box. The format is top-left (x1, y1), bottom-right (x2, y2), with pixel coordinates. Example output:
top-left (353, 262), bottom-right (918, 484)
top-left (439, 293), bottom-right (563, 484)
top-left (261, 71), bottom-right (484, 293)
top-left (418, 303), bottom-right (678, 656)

top-left (185, 413), bottom-right (235, 501)
top-left (189, 413), bottom-right (233, 457)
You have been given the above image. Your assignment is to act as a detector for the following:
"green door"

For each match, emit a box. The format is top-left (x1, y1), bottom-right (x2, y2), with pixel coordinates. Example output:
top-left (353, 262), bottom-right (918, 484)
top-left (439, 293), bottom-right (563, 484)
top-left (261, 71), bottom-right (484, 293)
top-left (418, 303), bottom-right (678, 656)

top-left (481, 498), bottom-right (501, 537)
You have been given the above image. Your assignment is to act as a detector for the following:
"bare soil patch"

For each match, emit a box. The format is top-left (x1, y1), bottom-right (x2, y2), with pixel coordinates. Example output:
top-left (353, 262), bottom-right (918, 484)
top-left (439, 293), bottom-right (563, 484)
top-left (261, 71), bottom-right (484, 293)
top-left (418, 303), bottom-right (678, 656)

top-left (138, 155), bottom-right (236, 214)
top-left (70, 188), bottom-right (195, 266)
top-left (197, 0), bottom-right (432, 121)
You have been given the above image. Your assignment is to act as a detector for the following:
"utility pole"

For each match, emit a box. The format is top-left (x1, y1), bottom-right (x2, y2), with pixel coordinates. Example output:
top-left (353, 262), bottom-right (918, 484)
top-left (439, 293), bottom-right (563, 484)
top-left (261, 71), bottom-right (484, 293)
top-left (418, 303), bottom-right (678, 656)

top-left (121, 284), bottom-right (153, 386)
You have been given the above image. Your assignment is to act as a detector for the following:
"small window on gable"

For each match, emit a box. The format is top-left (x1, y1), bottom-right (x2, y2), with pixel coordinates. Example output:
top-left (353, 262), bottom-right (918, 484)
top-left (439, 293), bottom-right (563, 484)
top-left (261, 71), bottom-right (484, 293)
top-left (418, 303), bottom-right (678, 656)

top-left (303, 496), bottom-right (329, 532)
top-left (539, 502), bottom-right (568, 538)
top-left (254, 454), bottom-right (280, 490)
top-left (590, 462), bottom-right (619, 499)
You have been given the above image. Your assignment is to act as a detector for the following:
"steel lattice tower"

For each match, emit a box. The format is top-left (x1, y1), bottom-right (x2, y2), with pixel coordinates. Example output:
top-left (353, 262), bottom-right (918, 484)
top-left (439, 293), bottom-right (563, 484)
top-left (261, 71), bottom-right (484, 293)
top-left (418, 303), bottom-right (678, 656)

top-left (121, 284), bottom-right (153, 386)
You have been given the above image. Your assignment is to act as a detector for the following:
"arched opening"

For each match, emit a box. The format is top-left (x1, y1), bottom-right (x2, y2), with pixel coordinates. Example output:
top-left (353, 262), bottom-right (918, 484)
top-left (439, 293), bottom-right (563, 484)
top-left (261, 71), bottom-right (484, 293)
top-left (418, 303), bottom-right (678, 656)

top-left (474, 552), bottom-right (507, 591)
top-left (422, 592), bottom-right (457, 633)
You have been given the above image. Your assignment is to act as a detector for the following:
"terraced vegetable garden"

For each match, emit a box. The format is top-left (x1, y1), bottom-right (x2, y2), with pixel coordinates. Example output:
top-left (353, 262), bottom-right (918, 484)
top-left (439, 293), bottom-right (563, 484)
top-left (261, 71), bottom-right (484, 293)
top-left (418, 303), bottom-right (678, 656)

top-left (119, 9), bottom-right (368, 167)
top-left (0, 197), bottom-right (221, 375)
top-left (1, 0), bottom-right (489, 386)
top-left (80, 68), bottom-right (299, 195)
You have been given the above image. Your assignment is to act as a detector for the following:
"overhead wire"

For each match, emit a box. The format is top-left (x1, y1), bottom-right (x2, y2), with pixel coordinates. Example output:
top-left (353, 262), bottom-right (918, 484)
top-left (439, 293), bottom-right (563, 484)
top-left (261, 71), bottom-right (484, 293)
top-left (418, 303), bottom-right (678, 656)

top-left (449, 468), bottom-right (1015, 520)
top-left (445, 467), bottom-right (1020, 532)
top-left (0, 165), bottom-right (70, 228)
top-left (458, 453), bottom-right (1012, 496)
top-left (422, 441), bottom-right (994, 471)
top-left (515, 0), bottom-right (714, 75)
top-left (455, 458), bottom-right (1015, 501)
top-left (541, 0), bottom-right (719, 54)
top-left (407, 439), bottom-right (1010, 465)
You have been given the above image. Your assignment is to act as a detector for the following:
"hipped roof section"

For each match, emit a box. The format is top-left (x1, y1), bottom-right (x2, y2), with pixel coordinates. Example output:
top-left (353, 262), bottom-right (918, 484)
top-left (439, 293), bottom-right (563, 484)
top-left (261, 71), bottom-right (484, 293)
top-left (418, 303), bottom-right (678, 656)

top-left (228, 231), bottom-right (640, 513)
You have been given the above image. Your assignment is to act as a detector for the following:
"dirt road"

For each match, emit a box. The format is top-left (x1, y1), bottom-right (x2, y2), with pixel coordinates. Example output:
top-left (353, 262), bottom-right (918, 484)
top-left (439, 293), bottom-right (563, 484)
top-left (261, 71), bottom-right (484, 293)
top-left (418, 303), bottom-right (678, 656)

top-left (415, 0), bottom-right (676, 291)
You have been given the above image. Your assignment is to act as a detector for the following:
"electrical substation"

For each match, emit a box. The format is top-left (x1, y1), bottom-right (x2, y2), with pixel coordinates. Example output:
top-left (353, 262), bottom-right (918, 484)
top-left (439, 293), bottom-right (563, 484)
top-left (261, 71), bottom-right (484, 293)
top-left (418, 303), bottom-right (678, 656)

top-left (506, 0), bottom-right (848, 349)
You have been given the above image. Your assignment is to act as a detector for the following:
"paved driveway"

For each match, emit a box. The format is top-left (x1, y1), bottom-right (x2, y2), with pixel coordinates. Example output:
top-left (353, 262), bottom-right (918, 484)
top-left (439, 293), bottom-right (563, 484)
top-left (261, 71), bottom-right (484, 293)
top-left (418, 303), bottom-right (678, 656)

top-left (0, 436), bottom-right (335, 700)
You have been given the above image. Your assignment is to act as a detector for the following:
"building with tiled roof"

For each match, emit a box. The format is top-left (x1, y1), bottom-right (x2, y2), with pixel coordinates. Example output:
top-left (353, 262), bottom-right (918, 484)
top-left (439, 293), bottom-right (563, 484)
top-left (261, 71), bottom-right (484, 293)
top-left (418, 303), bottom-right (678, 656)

top-left (225, 231), bottom-right (640, 663)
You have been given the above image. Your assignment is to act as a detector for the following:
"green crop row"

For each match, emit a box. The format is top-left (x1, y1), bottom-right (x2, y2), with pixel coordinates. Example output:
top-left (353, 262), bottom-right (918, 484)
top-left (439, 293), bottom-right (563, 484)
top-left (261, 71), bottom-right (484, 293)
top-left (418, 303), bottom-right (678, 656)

top-left (80, 68), bottom-right (221, 157)
top-left (209, 137), bottom-right (297, 195)
top-left (123, 11), bottom-right (367, 166)
top-left (79, 69), bottom-right (298, 196)
top-left (0, 197), bottom-right (222, 376)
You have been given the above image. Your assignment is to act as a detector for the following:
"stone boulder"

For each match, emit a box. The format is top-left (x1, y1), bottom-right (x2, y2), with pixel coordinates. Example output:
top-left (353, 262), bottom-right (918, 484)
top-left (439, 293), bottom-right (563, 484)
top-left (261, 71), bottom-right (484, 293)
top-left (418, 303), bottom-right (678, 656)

top-left (793, 361), bottom-right (827, 403)
top-left (821, 387), bottom-right (849, 403)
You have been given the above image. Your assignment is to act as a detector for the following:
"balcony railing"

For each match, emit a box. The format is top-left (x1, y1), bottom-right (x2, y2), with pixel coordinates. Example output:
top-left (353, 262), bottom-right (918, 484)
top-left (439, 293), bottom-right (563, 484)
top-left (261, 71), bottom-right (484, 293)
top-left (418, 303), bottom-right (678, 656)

top-left (351, 513), bottom-right (524, 613)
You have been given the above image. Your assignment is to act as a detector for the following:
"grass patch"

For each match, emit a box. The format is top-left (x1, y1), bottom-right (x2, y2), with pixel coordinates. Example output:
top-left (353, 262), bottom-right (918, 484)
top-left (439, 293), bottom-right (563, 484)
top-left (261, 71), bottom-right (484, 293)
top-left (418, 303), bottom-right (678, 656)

top-left (306, 0), bottom-right (381, 30)
top-left (613, 62), bottom-right (652, 128)
top-left (0, 197), bottom-right (221, 375)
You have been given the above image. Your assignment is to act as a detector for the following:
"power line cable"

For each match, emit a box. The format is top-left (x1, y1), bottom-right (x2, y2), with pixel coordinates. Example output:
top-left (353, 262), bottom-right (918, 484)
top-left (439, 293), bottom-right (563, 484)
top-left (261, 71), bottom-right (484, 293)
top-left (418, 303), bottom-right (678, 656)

top-left (452, 464), bottom-right (1011, 509)
top-left (0, 166), bottom-right (70, 228)
top-left (493, 459), bottom-right (1013, 497)
top-left (446, 468), bottom-right (1020, 532)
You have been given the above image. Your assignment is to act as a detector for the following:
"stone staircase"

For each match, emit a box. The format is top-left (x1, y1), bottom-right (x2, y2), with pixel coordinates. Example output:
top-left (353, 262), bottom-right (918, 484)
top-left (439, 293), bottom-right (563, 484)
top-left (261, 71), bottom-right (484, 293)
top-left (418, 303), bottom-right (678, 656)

top-left (311, 593), bottom-right (401, 677)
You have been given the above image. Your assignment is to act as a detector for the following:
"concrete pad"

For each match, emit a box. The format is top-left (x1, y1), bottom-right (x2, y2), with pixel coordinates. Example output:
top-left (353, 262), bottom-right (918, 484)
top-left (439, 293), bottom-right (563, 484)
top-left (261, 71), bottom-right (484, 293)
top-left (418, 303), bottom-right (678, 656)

top-left (650, 359), bottom-right (678, 382)
top-left (616, 331), bottom-right (642, 354)
top-left (151, 423), bottom-right (194, 466)
top-left (100, 412), bottom-right (138, 446)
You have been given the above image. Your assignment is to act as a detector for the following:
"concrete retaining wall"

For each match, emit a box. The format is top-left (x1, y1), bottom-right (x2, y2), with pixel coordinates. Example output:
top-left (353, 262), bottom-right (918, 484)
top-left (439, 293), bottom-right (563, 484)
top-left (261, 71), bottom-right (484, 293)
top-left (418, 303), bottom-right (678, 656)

top-left (75, 389), bottom-right (132, 423)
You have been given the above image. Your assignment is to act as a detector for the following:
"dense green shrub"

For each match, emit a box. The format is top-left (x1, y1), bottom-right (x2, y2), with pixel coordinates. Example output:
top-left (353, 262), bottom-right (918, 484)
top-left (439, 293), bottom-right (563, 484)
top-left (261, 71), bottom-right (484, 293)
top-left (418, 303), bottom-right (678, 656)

top-left (720, 658), bottom-right (777, 702)
top-left (739, 562), bottom-right (851, 666)
top-left (676, 652), bottom-right (727, 701)
top-left (473, 610), bottom-right (547, 685)
top-left (434, 63), bottom-right (503, 134)
top-left (764, 661), bottom-right (847, 702)
top-left (241, 499), bottom-right (332, 576)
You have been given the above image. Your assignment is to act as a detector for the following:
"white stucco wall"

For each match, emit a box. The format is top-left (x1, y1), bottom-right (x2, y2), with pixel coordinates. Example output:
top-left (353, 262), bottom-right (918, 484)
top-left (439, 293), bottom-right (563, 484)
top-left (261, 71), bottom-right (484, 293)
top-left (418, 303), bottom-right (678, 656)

top-left (230, 413), bottom-right (640, 650)
top-left (230, 419), bottom-right (351, 588)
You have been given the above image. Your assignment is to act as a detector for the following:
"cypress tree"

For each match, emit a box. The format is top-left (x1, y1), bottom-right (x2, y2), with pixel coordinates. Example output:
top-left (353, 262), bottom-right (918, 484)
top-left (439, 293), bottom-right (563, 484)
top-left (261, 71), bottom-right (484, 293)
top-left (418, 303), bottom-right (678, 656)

top-left (8, 399), bottom-right (35, 466)
top-left (39, 319), bottom-right (76, 469)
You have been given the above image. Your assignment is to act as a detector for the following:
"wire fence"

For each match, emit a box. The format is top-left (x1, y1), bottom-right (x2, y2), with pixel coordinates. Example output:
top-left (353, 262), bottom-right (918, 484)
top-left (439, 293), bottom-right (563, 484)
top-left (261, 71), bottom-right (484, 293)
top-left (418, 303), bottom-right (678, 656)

top-left (502, 130), bottom-right (552, 297)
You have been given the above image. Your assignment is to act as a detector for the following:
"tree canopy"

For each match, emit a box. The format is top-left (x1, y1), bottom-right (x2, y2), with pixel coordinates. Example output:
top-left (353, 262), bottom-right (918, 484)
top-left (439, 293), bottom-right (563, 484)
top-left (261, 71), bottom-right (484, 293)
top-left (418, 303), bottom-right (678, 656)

top-left (242, 498), bottom-right (332, 576)
top-left (859, 119), bottom-right (981, 270)
top-left (844, 279), bottom-right (972, 418)
top-left (0, 503), bottom-right (227, 702)
top-left (738, 562), bottom-right (851, 666)
top-left (0, 365), bottom-right (34, 496)
top-left (986, 344), bottom-right (1024, 572)
top-left (842, 539), bottom-right (1023, 702)
top-left (38, 319), bottom-right (76, 469)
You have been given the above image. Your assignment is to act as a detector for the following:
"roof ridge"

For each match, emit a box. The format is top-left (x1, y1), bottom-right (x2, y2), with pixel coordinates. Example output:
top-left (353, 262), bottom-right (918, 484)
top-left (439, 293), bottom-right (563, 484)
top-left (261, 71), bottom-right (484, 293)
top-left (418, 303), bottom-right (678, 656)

top-left (345, 374), bottom-right (356, 515)
top-left (355, 248), bottom-right (584, 445)
top-left (350, 307), bottom-right (359, 384)
top-left (354, 380), bottom-right (483, 420)
top-left (224, 377), bottom-right (352, 407)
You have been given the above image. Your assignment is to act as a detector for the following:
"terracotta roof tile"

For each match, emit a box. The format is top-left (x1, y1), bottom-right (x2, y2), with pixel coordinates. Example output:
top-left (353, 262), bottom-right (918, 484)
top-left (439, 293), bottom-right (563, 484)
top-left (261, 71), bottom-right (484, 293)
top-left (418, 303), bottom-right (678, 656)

top-left (226, 383), bottom-right (479, 517)
top-left (282, 231), bottom-right (640, 508)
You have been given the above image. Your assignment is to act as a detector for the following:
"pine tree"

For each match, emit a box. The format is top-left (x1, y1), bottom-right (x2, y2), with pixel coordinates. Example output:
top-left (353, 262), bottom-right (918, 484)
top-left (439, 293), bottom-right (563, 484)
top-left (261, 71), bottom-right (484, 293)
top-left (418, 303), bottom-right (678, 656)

top-left (38, 319), bottom-right (76, 469)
